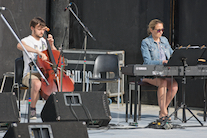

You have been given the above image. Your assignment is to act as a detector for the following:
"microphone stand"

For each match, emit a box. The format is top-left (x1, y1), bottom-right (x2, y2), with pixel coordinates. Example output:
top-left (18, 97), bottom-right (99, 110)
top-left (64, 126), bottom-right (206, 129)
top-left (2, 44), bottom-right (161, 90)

top-left (67, 5), bottom-right (96, 92)
top-left (0, 12), bottom-right (49, 123)
top-left (59, 27), bottom-right (68, 92)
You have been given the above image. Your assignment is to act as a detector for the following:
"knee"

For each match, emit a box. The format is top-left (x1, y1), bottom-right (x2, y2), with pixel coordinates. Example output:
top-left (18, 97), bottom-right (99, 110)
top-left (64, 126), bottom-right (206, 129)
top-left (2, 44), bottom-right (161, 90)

top-left (173, 81), bottom-right (178, 92)
top-left (32, 79), bottom-right (41, 91)
top-left (169, 81), bottom-right (178, 93)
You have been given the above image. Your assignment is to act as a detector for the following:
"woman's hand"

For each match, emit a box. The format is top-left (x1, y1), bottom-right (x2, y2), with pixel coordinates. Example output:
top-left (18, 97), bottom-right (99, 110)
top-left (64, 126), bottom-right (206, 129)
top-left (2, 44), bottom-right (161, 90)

top-left (162, 60), bottom-right (168, 64)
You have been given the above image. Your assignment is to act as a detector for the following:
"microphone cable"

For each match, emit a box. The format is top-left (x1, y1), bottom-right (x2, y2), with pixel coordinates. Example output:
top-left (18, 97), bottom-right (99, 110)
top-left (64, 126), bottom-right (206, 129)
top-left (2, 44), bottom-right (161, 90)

top-left (69, 2), bottom-right (79, 16)
top-left (68, 93), bottom-right (80, 121)
top-left (1, 7), bottom-right (21, 38)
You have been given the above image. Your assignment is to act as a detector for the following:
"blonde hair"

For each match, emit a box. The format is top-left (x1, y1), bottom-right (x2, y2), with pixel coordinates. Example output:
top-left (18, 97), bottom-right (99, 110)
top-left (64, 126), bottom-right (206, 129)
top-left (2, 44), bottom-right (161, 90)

top-left (147, 19), bottom-right (163, 35)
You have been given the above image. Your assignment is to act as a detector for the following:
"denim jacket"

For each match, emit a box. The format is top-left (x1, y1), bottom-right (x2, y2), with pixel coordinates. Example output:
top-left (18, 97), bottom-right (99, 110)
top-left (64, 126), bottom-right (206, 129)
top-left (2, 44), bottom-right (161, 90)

top-left (141, 35), bottom-right (173, 65)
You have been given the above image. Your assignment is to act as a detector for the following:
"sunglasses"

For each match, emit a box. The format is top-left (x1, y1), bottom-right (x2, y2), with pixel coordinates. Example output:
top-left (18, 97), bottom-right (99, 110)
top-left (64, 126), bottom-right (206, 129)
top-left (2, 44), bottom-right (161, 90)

top-left (154, 28), bottom-right (164, 33)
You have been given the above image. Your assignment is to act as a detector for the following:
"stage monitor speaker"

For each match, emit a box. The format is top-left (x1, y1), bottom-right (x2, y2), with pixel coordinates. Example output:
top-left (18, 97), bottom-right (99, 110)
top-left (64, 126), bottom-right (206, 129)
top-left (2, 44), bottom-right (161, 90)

top-left (41, 91), bottom-right (111, 127)
top-left (0, 92), bottom-right (19, 123)
top-left (3, 122), bottom-right (88, 138)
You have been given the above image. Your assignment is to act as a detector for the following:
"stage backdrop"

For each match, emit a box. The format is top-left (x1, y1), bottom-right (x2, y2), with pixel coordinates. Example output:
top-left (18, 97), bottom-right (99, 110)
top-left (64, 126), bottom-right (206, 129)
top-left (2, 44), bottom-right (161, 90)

top-left (68, 0), bottom-right (171, 65)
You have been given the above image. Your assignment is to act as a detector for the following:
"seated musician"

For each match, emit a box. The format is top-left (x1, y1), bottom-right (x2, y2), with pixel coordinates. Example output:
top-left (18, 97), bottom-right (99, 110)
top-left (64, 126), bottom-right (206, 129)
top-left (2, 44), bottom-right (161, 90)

top-left (141, 19), bottom-right (178, 121)
top-left (17, 17), bottom-right (57, 119)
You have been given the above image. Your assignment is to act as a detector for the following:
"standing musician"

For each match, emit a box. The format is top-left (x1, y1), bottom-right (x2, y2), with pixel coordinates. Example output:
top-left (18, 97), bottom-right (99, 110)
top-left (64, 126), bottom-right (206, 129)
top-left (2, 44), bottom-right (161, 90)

top-left (17, 17), bottom-right (57, 119)
top-left (141, 19), bottom-right (178, 121)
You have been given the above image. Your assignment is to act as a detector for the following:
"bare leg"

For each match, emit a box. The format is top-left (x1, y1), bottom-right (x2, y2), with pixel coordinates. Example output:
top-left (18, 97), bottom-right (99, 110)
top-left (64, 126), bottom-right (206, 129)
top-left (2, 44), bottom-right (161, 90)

top-left (30, 79), bottom-right (41, 108)
top-left (142, 78), bottom-right (168, 118)
top-left (157, 82), bottom-right (168, 118)
top-left (165, 78), bottom-right (178, 108)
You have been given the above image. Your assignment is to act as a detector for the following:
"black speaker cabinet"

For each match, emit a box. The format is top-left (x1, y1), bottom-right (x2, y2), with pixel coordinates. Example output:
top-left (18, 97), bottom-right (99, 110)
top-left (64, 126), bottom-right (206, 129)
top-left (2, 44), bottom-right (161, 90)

top-left (41, 91), bottom-right (111, 127)
top-left (0, 92), bottom-right (19, 123)
top-left (3, 122), bottom-right (88, 138)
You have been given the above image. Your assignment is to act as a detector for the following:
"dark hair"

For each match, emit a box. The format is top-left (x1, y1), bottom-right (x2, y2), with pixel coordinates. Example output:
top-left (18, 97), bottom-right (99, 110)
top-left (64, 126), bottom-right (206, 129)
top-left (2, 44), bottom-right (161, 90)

top-left (147, 19), bottom-right (164, 35)
top-left (29, 17), bottom-right (46, 28)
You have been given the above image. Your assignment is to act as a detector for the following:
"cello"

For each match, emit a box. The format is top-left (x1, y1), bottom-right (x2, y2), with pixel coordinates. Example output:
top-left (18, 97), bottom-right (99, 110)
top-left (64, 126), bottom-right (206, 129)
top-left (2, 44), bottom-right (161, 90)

top-left (36, 31), bottom-right (74, 100)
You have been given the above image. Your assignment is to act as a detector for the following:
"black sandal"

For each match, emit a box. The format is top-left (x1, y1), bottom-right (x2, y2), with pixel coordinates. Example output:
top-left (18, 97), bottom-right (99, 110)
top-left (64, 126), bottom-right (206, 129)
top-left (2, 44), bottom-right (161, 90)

top-left (158, 116), bottom-right (166, 121)
top-left (159, 111), bottom-right (171, 121)
top-left (166, 116), bottom-right (171, 121)
top-left (159, 116), bottom-right (171, 122)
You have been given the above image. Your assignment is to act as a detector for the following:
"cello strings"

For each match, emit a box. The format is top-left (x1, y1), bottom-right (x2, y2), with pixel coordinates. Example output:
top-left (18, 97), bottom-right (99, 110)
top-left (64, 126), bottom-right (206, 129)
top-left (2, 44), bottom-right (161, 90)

top-left (42, 60), bottom-right (74, 76)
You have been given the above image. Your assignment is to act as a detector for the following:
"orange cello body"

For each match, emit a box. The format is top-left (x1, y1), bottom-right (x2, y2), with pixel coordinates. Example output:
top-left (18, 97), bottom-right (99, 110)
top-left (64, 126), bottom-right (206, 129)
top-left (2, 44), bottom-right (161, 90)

top-left (36, 50), bottom-right (74, 100)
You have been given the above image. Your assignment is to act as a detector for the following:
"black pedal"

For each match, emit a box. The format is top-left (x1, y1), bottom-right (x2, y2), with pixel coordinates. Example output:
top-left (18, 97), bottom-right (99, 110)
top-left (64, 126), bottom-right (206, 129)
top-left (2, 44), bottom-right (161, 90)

top-left (146, 119), bottom-right (173, 130)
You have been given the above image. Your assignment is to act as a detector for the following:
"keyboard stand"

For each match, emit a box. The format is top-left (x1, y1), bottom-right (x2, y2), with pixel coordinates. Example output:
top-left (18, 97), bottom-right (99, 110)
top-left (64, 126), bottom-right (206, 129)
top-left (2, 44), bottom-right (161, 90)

top-left (168, 58), bottom-right (203, 126)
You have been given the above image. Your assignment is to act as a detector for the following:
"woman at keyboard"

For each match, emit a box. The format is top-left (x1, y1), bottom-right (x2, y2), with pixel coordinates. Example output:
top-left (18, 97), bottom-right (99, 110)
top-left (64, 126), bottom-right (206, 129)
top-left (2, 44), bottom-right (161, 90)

top-left (141, 19), bottom-right (178, 121)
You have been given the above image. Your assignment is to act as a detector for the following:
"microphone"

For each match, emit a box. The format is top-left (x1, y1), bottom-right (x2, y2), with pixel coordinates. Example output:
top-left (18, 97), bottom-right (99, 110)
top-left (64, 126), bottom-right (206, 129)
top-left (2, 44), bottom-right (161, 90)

top-left (64, 3), bottom-right (72, 11)
top-left (0, 7), bottom-right (6, 11)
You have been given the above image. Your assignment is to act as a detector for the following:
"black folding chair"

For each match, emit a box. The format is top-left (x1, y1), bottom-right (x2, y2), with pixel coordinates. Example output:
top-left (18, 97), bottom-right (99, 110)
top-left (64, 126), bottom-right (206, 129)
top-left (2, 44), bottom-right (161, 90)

top-left (87, 54), bottom-right (123, 107)
top-left (11, 56), bottom-right (28, 110)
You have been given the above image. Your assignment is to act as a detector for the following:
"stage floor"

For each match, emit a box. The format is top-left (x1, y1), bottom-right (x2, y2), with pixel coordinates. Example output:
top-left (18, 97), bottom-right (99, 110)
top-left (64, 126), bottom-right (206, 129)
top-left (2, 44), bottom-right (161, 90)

top-left (0, 100), bottom-right (207, 138)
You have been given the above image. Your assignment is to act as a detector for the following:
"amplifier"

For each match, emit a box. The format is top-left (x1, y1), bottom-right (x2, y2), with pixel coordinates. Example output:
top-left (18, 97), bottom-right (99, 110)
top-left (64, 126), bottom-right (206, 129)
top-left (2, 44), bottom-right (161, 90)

top-left (3, 122), bottom-right (88, 138)
top-left (41, 91), bottom-right (111, 127)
